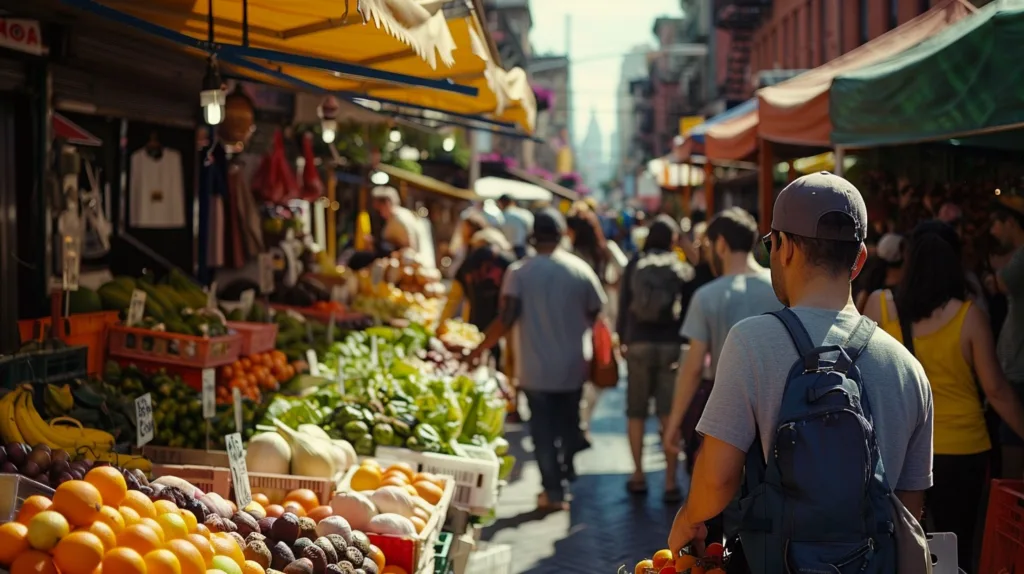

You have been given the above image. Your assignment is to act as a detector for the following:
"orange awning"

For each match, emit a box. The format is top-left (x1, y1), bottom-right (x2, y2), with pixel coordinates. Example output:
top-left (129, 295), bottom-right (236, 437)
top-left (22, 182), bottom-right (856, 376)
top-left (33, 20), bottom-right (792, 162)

top-left (705, 107), bottom-right (759, 161)
top-left (758, 0), bottom-right (975, 147)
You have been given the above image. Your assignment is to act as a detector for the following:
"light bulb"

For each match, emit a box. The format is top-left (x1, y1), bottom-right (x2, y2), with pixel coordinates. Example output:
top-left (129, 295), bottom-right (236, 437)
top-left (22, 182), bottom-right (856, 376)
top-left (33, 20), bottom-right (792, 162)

top-left (389, 129), bottom-right (401, 143)
top-left (442, 136), bottom-right (455, 152)
top-left (321, 119), bottom-right (337, 144)
top-left (370, 171), bottom-right (390, 185)
top-left (322, 128), bottom-right (336, 144)
top-left (199, 86), bottom-right (226, 126)
top-left (203, 102), bottom-right (223, 125)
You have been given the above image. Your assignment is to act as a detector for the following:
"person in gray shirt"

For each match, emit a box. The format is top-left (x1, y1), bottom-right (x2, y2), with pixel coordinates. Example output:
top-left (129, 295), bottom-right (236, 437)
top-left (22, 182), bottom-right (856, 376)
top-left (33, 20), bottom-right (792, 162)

top-left (467, 208), bottom-right (606, 511)
top-left (668, 172), bottom-right (934, 557)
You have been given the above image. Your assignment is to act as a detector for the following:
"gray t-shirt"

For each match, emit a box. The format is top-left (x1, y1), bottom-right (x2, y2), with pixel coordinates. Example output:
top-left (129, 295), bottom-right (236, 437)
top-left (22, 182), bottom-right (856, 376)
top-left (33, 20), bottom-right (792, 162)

top-left (998, 247), bottom-right (1024, 382)
top-left (679, 270), bottom-right (781, 374)
top-left (697, 306), bottom-right (934, 492)
top-left (503, 249), bottom-right (607, 392)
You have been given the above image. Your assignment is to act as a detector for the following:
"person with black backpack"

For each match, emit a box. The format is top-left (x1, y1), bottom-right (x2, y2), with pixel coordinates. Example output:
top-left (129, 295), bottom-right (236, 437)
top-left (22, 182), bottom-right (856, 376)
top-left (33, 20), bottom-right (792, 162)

top-left (616, 215), bottom-right (696, 502)
top-left (668, 172), bottom-right (935, 574)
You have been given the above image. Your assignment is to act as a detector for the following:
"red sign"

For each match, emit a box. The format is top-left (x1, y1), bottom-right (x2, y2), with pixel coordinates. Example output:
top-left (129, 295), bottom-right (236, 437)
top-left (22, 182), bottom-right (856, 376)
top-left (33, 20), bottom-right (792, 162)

top-left (0, 18), bottom-right (43, 56)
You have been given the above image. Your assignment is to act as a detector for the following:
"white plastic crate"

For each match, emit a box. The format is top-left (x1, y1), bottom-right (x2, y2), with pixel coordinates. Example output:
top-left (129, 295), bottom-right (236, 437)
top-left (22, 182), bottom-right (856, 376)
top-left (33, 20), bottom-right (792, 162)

top-left (374, 444), bottom-right (499, 512)
top-left (465, 543), bottom-right (511, 574)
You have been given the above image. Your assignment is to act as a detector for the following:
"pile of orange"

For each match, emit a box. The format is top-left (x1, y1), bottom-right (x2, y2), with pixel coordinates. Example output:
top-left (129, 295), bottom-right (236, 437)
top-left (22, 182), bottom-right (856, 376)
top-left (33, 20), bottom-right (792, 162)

top-left (634, 546), bottom-right (726, 574)
top-left (217, 351), bottom-right (294, 404)
top-left (0, 467), bottom-right (258, 574)
top-left (347, 460), bottom-right (447, 534)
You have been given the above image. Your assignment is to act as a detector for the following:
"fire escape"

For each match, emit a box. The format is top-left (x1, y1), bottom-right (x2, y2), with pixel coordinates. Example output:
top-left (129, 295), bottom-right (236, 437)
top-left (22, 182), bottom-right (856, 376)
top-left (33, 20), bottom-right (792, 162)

top-left (716, 0), bottom-right (771, 106)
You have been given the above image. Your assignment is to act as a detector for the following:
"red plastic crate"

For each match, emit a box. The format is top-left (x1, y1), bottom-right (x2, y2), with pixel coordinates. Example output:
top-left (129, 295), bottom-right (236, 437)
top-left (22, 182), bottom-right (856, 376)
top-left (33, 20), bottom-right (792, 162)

top-left (108, 324), bottom-right (242, 369)
top-left (980, 479), bottom-right (1024, 574)
top-left (18, 311), bottom-right (120, 376)
top-left (226, 322), bottom-right (278, 356)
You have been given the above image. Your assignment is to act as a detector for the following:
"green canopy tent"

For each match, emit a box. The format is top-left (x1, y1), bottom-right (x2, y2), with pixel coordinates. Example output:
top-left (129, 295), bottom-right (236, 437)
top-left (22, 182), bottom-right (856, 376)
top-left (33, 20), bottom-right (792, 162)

top-left (830, 0), bottom-right (1024, 149)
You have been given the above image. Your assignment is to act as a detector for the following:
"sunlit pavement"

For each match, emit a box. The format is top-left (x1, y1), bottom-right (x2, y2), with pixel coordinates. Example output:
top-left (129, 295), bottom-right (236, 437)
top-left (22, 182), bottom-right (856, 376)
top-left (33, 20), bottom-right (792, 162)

top-left (483, 384), bottom-right (689, 573)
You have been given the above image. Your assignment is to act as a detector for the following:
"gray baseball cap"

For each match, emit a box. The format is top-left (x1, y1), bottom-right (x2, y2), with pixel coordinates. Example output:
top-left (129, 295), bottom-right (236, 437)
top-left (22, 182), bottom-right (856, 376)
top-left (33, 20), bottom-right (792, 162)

top-left (772, 171), bottom-right (867, 242)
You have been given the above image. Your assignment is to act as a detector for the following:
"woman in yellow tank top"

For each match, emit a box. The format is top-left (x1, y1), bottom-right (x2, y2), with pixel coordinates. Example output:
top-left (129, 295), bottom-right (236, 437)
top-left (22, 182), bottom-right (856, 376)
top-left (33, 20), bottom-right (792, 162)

top-left (865, 222), bottom-right (1024, 572)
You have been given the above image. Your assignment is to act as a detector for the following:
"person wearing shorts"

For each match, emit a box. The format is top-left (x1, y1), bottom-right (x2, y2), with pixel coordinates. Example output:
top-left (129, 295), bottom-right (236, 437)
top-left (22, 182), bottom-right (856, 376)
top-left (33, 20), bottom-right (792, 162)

top-left (618, 216), bottom-right (696, 502)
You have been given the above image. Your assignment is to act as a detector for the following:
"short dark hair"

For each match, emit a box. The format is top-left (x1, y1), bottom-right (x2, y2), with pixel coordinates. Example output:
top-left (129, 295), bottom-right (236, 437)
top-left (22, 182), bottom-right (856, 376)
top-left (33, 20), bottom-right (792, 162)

top-left (645, 215), bottom-right (679, 252)
top-left (705, 207), bottom-right (758, 253)
top-left (993, 204), bottom-right (1024, 229)
top-left (894, 223), bottom-right (967, 323)
top-left (784, 212), bottom-right (863, 277)
top-left (498, 194), bottom-right (513, 205)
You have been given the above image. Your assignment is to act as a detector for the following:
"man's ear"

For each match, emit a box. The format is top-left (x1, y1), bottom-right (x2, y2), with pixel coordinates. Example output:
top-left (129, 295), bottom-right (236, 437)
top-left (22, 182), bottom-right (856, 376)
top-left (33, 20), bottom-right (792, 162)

top-left (850, 243), bottom-right (868, 281)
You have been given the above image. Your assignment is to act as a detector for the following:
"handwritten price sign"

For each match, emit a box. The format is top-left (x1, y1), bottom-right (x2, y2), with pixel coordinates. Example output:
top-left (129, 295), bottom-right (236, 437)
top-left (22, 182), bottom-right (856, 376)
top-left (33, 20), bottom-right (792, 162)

top-left (135, 393), bottom-right (154, 447)
top-left (225, 433), bottom-right (252, 508)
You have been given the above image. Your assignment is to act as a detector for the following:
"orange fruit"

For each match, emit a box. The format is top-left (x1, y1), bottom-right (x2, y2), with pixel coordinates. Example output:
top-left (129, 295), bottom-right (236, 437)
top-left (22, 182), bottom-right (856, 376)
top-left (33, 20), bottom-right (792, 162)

top-left (381, 567), bottom-right (408, 574)
top-left (153, 500), bottom-right (180, 516)
top-left (143, 549), bottom-right (182, 574)
top-left (251, 493), bottom-right (270, 507)
top-left (101, 547), bottom-right (146, 574)
top-left (10, 549), bottom-right (58, 574)
top-left (635, 559), bottom-right (654, 574)
top-left (241, 560), bottom-right (265, 574)
top-left (118, 505), bottom-right (142, 527)
top-left (96, 506), bottom-right (125, 534)
top-left (179, 508), bottom-right (198, 533)
top-left (381, 475), bottom-right (408, 489)
top-left (367, 545), bottom-right (386, 571)
top-left (16, 495), bottom-right (53, 525)
top-left (652, 549), bottom-right (674, 570)
top-left (84, 467), bottom-right (128, 507)
top-left (122, 491), bottom-right (157, 519)
top-left (412, 472), bottom-right (443, 489)
top-left (186, 533), bottom-right (215, 566)
top-left (27, 510), bottom-right (71, 551)
top-left (52, 531), bottom-right (105, 574)
top-left (382, 470), bottom-right (410, 483)
top-left (80, 521), bottom-right (117, 551)
top-left (117, 524), bottom-right (162, 555)
top-left (675, 555), bottom-right (698, 571)
top-left (361, 458), bottom-right (381, 469)
top-left (349, 466), bottom-right (382, 491)
top-left (52, 481), bottom-right (103, 527)
top-left (413, 481), bottom-right (443, 505)
top-left (306, 505), bottom-right (333, 523)
top-left (0, 521), bottom-right (30, 564)
top-left (165, 538), bottom-right (207, 574)
top-left (409, 516), bottom-right (426, 534)
top-left (140, 517), bottom-right (166, 542)
top-left (156, 512), bottom-right (188, 540)
top-left (210, 533), bottom-right (246, 567)
top-left (192, 523), bottom-right (212, 539)
top-left (284, 489), bottom-right (319, 513)
top-left (263, 505), bottom-right (284, 519)
top-left (280, 502), bottom-right (305, 517)
top-left (386, 462), bottom-right (415, 481)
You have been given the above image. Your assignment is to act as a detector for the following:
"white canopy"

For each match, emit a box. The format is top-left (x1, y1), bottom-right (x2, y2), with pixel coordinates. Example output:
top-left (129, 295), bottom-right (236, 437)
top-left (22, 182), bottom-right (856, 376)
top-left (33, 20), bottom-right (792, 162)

top-left (474, 176), bottom-right (553, 202)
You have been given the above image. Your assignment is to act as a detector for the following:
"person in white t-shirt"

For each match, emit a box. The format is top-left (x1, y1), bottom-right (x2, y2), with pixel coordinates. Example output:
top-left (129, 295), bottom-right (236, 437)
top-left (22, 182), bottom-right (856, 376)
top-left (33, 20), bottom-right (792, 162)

top-left (371, 185), bottom-right (425, 261)
top-left (497, 194), bottom-right (534, 259)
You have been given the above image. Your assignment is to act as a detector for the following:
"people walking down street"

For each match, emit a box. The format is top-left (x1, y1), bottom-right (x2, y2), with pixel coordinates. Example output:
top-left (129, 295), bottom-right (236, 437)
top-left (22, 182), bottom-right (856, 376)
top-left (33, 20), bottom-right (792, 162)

top-left (616, 215), bottom-right (696, 502)
top-left (496, 194), bottom-right (534, 259)
top-left (864, 220), bottom-right (1024, 573)
top-left (466, 208), bottom-right (606, 511)
top-left (668, 172), bottom-right (934, 574)
top-left (988, 191), bottom-right (1024, 479)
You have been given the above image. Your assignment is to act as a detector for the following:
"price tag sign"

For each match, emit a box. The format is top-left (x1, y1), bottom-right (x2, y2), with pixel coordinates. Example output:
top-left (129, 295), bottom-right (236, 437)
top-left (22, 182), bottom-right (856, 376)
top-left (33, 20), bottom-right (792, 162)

top-left (62, 240), bottom-right (80, 291)
top-left (370, 336), bottom-right (379, 368)
top-left (306, 349), bottom-right (321, 376)
top-left (127, 290), bottom-right (147, 327)
top-left (206, 281), bottom-right (218, 310)
top-left (232, 388), bottom-right (243, 434)
top-left (239, 289), bottom-right (256, 319)
top-left (330, 285), bottom-right (346, 305)
top-left (258, 253), bottom-right (275, 294)
top-left (225, 433), bottom-right (252, 508)
top-left (326, 312), bottom-right (336, 345)
top-left (135, 393), bottom-right (154, 447)
top-left (202, 368), bottom-right (216, 419)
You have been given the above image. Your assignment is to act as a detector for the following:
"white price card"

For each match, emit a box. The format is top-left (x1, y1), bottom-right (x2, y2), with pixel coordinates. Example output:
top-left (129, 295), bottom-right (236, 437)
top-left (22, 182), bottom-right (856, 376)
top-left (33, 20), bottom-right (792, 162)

top-left (258, 253), bottom-right (275, 294)
top-left (62, 239), bottom-right (80, 292)
top-left (206, 281), bottom-right (218, 310)
top-left (135, 393), bottom-right (154, 447)
top-left (239, 289), bottom-right (256, 319)
top-left (202, 368), bottom-right (216, 420)
top-left (232, 387), bottom-right (243, 434)
top-left (127, 290), bottom-right (147, 327)
top-left (306, 349), bottom-right (321, 376)
top-left (225, 433), bottom-right (252, 508)
top-left (330, 284), bottom-right (346, 305)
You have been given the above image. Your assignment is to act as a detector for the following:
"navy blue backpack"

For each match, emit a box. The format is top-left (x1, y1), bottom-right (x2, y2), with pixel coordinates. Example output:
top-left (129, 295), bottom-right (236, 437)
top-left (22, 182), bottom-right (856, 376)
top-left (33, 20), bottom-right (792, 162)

top-left (738, 309), bottom-right (897, 574)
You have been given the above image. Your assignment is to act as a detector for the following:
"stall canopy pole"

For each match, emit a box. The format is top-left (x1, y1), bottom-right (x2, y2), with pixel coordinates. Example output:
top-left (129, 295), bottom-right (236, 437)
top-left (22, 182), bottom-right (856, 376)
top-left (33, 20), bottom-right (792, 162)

top-left (758, 139), bottom-right (774, 234)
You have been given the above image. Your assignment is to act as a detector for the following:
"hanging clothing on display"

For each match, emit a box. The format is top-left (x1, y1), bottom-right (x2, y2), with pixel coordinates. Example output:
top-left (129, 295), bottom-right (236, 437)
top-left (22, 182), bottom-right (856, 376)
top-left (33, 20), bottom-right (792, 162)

top-left (203, 144), bottom-right (229, 270)
top-left (229, 155), bottom-right (264, 264)
top-left (129, 133), bottom-right (186, 228)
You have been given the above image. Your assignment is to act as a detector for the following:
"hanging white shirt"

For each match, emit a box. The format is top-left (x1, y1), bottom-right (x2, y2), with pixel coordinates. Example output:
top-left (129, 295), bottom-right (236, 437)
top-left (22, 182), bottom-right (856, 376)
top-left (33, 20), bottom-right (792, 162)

top-left (129, 147), bottom-right (185, 228)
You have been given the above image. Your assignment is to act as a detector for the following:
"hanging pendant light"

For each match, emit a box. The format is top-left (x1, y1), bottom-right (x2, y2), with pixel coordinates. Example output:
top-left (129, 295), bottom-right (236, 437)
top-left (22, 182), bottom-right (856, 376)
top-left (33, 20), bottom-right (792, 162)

top-left (318, 96), bottom-right (340, 144)
top-left (199, 57), bottom-right (226, 125)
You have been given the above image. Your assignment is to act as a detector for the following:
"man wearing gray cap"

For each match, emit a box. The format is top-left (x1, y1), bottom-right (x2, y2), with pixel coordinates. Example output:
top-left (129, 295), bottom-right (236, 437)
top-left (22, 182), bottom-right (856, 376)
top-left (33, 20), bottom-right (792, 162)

top-left (667, 172), bottom-right (934, 570)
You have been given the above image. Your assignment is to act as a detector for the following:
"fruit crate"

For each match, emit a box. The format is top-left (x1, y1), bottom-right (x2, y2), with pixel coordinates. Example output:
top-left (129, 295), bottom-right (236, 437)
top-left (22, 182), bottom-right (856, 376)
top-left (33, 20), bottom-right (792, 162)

top-left (18, 311), bottom-right (120, 376)
top-left (151, 464), bottom-right (231, 497)
top-left (464, 543), bottom-right (512, 574)
top-left (374, 444), bottom-right (499, 513)
top-left (231, 472), bottom-right (335, 506)
top-left (0, 473), bottom-right (56, 522)
top-left (108, 324), bottom-right (242, 369)
top-left (140, 445), bottom-right (230, 468)
top-left (434, 532), bottom-right (454, 574)
top-left (226, 321), bottom-right (278, 356)
top-left (339, 465), bottom-right (455, 574)
top-left (0, 346), bottom-right (89, 389)
top-left (980, 479), bottom-right (1024, 573)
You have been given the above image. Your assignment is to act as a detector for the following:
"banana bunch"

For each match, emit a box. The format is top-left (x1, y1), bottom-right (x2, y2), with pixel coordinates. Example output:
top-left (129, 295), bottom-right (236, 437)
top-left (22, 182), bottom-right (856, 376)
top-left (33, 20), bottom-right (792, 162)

top-left (0, 387), bottom-right (115, 453)
top-left (43, 383), bottom-right (74, 415)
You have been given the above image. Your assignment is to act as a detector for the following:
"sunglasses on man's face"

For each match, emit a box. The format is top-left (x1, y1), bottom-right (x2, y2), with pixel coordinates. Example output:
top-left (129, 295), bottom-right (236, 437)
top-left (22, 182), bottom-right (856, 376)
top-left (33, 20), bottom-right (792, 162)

top-left (755, 232), bottom-right (775, 268)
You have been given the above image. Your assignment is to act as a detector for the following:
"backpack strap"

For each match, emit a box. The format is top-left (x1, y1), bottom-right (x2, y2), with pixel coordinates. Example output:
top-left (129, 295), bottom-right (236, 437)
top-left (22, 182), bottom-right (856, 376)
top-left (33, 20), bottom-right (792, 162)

top-left (835, 316), bottom-right (877, 371)
top-left (768, 308), bottom-right (818, 372)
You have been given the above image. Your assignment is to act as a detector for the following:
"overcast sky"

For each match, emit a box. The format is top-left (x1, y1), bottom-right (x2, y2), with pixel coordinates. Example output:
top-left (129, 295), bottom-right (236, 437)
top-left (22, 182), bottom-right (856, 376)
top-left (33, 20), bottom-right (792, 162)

top-left (529, 0), bottom-right (684, 158)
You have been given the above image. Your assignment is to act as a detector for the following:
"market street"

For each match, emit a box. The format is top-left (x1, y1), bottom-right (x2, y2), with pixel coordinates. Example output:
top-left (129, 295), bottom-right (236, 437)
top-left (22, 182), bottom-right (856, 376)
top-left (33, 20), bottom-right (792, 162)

top-left (485, 384), bottom-right (683, 573)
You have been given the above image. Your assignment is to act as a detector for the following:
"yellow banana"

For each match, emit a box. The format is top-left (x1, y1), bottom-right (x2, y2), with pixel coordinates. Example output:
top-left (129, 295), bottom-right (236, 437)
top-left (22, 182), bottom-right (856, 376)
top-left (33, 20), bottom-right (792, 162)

top-left (47, 418), bottom-right (115, 451)
top-left (0, 390), bottom-right (25, 444)
top-left (19, 390), bottom-right (114, 453)
top-left (13, 391), bottom-right (61, 450)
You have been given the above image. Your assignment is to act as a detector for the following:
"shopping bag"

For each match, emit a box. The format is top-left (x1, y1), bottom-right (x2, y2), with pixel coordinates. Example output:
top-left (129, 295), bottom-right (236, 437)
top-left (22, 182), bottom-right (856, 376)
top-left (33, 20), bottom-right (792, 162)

top-left (590, 317), bottom-right (620, 389)
top-left (300, 132), bottom-right (324, 201)
top-left (251, 129), bottom-right (298, 203)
